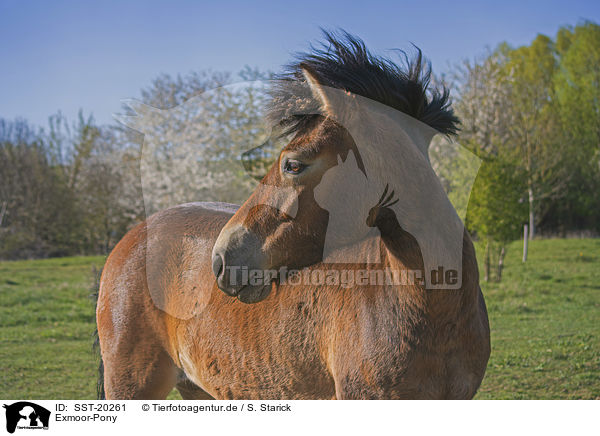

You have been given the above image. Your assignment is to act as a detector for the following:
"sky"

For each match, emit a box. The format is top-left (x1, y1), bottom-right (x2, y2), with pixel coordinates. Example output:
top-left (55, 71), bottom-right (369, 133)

top-left (1, 0), bottom-right (599, 127)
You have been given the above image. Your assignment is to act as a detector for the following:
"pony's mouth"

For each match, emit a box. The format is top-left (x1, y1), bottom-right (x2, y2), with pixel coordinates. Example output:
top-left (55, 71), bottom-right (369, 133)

top-left (236, 283), bottom-right (272, 304)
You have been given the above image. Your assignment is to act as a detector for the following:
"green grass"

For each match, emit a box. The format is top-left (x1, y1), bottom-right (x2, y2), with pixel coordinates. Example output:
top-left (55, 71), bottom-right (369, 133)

top-left (474, 238), bottom-right (600, 399)
top-left (0, 256), bottom-right (104, 399)
top-left (1, 239), bottom-right (598, 399)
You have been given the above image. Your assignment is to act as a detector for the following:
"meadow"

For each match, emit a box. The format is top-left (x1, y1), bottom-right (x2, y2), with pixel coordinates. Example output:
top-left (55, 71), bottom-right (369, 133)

top-left (1, 239), bottom-right (598, 399)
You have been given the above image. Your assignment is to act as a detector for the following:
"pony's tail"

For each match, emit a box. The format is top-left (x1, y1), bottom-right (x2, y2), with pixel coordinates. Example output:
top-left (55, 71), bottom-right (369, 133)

top-left (90, 265), bottom-right (106, 400)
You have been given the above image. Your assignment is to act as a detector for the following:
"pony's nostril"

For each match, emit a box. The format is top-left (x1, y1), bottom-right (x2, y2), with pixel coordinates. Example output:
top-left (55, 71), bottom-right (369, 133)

top-left (212, 253), bottom-right (224, 279)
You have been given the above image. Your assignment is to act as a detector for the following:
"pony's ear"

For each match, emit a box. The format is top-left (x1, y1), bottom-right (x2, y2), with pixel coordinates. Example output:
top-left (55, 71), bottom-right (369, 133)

top-left (301, 65), bottom-right (334, 116)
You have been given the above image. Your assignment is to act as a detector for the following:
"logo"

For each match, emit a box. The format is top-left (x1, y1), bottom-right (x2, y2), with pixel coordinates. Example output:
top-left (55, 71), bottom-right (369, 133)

top-left (3, 402), bottom-right (50, 434)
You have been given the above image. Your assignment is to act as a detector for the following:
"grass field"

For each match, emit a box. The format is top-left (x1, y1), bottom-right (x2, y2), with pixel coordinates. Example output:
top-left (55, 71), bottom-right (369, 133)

top-left (1, 239), bottom-right (598, 399)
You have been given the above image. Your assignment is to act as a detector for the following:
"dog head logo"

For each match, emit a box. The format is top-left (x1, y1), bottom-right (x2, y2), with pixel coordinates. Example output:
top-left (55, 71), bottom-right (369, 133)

top-left (3, 402), bottom-right (50, 434)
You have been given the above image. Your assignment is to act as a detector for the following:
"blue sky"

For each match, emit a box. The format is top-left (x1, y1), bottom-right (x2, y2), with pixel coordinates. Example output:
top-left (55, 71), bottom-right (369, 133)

top-left (1, 0), bottom-right (599, 127)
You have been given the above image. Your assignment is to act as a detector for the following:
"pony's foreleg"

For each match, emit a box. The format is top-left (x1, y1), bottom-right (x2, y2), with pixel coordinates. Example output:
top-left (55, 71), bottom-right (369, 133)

top-left (97, 289), bottom-right (178, 399)
top-left (101, 345), bottom-right (177, 400)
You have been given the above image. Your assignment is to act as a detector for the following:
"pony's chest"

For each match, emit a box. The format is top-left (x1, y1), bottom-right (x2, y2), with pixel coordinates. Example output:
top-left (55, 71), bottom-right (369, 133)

top-left (175, 310), bottom-right (335, 399)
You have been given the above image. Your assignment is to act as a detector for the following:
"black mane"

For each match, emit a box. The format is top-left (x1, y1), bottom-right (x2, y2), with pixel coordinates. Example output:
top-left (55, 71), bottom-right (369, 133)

top-left (267, 30), bottom-right (459, 137)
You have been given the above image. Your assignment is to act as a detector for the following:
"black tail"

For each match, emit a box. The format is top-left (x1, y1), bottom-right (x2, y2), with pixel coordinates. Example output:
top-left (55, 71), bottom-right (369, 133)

top-left (90, 265), bottom-right (106, 400)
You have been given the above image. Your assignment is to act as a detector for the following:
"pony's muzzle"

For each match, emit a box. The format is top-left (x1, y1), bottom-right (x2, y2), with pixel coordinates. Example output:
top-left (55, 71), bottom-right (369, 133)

top-left (211, 248), bottom-right (243, 296)
top-left (211, 252), bottom-right (227, 290)
top-left (212, 224), bottom-right (265, 298)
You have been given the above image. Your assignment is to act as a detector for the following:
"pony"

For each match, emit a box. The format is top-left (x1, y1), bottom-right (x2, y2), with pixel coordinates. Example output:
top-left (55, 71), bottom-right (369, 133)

top-left (96, 31), bottom-right (490, 399)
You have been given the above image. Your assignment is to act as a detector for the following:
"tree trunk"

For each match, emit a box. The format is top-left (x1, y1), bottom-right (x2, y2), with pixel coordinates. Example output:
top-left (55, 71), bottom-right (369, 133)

top-left (484, 240), bottom-right (490, 282)
top-left (0, 201), bottom-right (7, 227)
top-left (497, 245), bottom-right (506, 282)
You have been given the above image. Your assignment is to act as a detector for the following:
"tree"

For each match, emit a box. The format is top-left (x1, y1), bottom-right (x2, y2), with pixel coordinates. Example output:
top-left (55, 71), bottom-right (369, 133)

top-left (452, 49), bottom-right (515, 159)
top-left (466, 158), bottom-right (528, 281)
top-left (118, 67), bottom-right (276, 214)
top-left (0, 119), bottom-right (79, 258)
top-left (552, 22), bottom-right (600, 232)
top-left (503, 35), bottom-right (562, 239)
top-left (450, 50), bottom-right (528, 279)
top-left (447, 47), bottom-right (539, 278)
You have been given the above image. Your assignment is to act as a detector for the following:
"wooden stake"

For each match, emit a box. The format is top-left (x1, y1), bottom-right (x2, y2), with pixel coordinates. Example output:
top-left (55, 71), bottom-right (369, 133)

top-left (523, 224), bottom-right (528, 262)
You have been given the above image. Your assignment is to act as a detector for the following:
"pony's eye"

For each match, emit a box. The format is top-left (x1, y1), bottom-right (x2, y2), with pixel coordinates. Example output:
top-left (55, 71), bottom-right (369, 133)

top-left (283, 159), bottom-right (306, 175)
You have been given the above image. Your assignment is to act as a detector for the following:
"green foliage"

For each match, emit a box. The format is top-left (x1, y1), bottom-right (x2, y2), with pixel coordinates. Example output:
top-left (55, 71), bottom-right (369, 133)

top-left (555, 22), bottom-right (600, 140)
top-left (445, 21), bottom-right (600, 244)
top-left (467, 158), bottom-right (528, 244)
top-left (551, 22), bottom-right (600, 231)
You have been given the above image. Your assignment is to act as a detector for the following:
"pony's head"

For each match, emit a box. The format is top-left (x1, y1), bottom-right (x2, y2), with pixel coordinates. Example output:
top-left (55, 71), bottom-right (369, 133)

top-left (212, 31), bottom-right (459, 302)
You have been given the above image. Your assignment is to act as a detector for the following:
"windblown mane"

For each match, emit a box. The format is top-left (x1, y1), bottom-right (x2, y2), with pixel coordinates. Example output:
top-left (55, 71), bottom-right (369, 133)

top-left (267, 30), bottom-right (459, 136)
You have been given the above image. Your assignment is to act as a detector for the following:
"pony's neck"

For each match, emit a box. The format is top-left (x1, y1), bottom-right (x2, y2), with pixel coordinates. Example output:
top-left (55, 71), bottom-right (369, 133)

top-left (376, 208), bottom-right (480, 320)
top-left (376, 208), bottom-right (425, 275)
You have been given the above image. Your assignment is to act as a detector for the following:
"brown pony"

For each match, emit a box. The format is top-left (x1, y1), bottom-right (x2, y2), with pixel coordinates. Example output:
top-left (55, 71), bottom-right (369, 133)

top-left (96, 32), bottom-right (490, 399)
